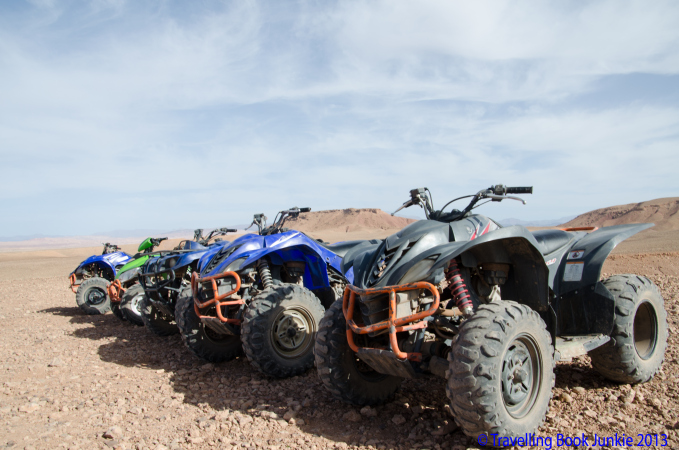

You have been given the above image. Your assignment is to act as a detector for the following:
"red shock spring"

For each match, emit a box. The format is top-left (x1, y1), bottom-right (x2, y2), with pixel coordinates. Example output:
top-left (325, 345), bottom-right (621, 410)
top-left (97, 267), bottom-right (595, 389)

top-left (446, 260), bottom-right (472, 313)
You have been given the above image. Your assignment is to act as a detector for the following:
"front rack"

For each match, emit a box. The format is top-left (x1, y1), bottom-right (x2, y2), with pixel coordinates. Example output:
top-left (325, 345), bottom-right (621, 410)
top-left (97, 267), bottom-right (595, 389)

top-left (107, 280), bottom-right (125, 303)
top-left (191, 271), bottom-right (243, 325)
top-left (69, 274), bottom-right (80, 293)
top-left (343, 282), bottom-right (440, 362)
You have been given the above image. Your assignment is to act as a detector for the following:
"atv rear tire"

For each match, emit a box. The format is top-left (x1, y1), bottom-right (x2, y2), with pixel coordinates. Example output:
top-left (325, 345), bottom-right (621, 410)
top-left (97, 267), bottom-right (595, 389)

top-left (120, 284), bottom-right (146, 327)
top-left (448, 301), bottom-right (554, 443)
top-left (75, 277), bottom-right (111, 315)
top-left (590, 275), bottom-right (667, 384)
top-left (175, 286), bottom-right (243, 363)
top-left (242, 283), bottom-right (324, 378)
top-left (141, 297), bottom-right (179, 336)
top-left (315, 299), bottom-right (403, 405)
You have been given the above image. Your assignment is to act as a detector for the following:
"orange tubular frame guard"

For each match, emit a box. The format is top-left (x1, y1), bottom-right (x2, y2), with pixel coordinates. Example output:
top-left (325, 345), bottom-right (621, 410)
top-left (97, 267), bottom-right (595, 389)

top-left (559, 226), bottom-right (599, 232)
top-left (69, 274), bottom-right (81, 293)
top-left (342, 282), bottom-right (440, 362)
top-left (191, 271), bottom-right (243, 325)
top-left (107, 280), bottom-right (125, 303)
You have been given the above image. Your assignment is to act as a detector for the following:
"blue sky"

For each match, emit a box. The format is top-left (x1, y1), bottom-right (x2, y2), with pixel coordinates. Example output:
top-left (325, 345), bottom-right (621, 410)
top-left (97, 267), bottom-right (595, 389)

top-left (1, 0), bottom-right (678, 236)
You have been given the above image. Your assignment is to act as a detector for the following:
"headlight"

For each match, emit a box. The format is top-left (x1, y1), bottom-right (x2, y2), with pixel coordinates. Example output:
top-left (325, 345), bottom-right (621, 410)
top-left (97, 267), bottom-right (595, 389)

top-left (399, 258), bottom-right (436, 284)
top-left (117, 267), bottom-right (141, 283)
top-left (225, 257), bottom-right (247, 272)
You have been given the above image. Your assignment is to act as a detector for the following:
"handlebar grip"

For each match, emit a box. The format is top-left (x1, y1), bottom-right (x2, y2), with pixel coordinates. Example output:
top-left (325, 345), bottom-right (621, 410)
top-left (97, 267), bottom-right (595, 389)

top-left (300, 207), bottom-right (311, 213)
top-left (506, 187), bottom-right (533, 194)
top-left (226, 228), bottom-right (237, 233)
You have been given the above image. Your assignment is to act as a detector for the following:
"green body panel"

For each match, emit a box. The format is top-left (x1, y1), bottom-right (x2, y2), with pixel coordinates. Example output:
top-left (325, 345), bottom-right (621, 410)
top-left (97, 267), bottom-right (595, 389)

top-left (115, 255), bottom-right (151, 279)
top-left (138, 238), bottom-right (154, 252)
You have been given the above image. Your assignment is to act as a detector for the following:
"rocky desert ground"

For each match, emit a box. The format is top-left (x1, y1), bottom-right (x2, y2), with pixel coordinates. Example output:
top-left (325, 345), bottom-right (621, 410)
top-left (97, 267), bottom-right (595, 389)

top-left (1, 205), bottom-right (678, 450)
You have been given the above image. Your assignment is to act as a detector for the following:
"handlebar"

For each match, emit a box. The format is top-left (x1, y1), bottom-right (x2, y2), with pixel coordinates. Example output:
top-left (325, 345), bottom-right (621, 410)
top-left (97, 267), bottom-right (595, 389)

top-left (299, 207), bottom-right (311, 213)
top-left (506, 186), bottom-right (533, 195)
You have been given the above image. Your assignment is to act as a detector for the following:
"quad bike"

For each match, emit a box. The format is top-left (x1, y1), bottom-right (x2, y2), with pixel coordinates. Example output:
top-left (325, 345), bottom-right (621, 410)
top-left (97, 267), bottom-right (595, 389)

top-left (179, 209), bottom-right (378, 378)
top-left (315, 185), bottom-right (667, 445)
top-left (137, 228), bottom-right (234, 336)
top-left (69, 243), bottom-right (132, 315)
top-left (106, 237), bottom-right (168, 325)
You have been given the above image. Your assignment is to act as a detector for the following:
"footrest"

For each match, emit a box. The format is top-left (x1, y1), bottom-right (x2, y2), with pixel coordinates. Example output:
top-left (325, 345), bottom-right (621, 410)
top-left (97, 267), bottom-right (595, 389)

top-left (357, 348), bottom-right (417, 379)
top-left (201, 317), bottom-right (238, 336)
top-left (555, 334), bottom-right (610, 362)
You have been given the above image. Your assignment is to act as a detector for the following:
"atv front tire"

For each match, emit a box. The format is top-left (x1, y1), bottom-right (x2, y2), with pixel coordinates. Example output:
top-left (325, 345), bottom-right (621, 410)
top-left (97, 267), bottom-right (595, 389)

top-left (590, 275), bottom-right (667, 384)
top-left (315, 299), bottom-right (403, 405)
top-left (448, 301), bottom-right (555, 443)
top-left (75, 277), bottom-right (111, 315)
top-left (111, 302), bottom-right (126, 322)
top-left (175, 286), bottom-right (242, 363)
top-left (120, 284), bottom-right (146, 327)
top-left (242, 283), bottom-right (324, 378)
top-left (141, 297), bottom-right (179, 336)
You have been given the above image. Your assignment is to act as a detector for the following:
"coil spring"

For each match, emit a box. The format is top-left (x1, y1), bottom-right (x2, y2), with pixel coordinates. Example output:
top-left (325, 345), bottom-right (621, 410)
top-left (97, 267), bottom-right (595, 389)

top-left (258, 259), bottom-right (273, 289)
top-left (446, 260), bottom-right (472, 313)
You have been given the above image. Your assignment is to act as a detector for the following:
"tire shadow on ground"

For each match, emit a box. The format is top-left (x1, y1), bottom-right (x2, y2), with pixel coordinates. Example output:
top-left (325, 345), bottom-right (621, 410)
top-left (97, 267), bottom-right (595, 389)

top-left (50, 308), bottom-right (474, 448)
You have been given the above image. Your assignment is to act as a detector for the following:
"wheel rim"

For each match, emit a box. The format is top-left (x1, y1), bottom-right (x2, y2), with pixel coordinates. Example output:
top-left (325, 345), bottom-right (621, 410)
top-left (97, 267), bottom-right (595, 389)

top-left (501, 333), bottom-right (542, 419)
top-left (634, 300), bottom-right (658, 360)
top-left (125, 294), bottom-right (144, 318)
top-left (270, 307), bottom-right (315, 359)
top-left (87, 287), bottom-right (107, 306)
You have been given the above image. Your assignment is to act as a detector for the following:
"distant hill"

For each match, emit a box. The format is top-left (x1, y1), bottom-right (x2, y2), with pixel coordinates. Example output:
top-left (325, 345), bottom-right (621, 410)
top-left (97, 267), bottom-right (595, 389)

top-left (560, 198), bottom-right (679, 231)
top-left (285, 208), bottom-right (415, 235)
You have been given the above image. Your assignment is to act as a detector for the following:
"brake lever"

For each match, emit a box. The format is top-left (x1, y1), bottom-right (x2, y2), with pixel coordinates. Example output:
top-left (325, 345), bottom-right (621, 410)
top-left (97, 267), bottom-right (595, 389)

top-left (391, 199), bottom-right (414, 216)
top-left (485, 194), bottom-right (527, 205)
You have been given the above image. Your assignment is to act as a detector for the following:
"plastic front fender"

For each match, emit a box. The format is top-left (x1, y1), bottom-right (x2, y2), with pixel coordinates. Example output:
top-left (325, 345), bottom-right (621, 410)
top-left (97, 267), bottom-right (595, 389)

top-left (553, 223), bottom-right (653, 336)
top-left (426, 226), bottom-right (550, 313)
top-left (240, 245), bottom-right (332, 290)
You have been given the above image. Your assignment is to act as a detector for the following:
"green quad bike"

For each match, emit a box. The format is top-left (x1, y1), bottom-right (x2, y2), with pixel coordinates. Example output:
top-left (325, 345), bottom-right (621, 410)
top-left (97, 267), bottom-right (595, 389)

top-left (136, 228), bottom-right (234, 337)
top-left (107, 237), bottom-right (168, 326)
top-left (316, 185), bottom-right (668, 446)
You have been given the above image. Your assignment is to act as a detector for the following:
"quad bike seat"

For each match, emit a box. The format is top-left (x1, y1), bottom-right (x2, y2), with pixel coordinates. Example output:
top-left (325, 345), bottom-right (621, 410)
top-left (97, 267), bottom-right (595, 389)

top-left (317, 240), bottom-right (371, 258)
top-left (530, 230), bottom-right (574, 255)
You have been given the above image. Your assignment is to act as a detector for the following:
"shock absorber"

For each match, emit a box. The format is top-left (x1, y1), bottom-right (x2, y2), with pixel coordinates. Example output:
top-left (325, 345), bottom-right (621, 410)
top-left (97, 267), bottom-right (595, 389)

top-left (257, 259), bottom-right (273, 289)
top-left (446, 259), bottom-right (473, 316)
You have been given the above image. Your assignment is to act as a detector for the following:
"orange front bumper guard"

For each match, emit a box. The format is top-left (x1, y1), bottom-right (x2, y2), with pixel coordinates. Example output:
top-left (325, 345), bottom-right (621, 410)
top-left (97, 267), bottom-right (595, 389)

top-left (69, 274), bottom-right (81, 294)
top-left (191, 271), bottom-right (243, 325)
top-left (107, 280), bottom-right (125, 303)
top-left (343, 282), bottom-right (440, 362)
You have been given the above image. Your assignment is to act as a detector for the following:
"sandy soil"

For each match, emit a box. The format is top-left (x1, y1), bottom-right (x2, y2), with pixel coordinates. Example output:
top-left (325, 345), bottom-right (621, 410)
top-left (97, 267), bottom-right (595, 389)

top-left (0, 235), bottom-right (678, 449)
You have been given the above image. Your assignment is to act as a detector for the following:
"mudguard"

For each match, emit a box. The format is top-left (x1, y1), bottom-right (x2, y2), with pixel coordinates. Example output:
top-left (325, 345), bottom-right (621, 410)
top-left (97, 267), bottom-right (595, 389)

top-left (237, 231), bottom-right (346, 289)
top-left (197, 234), bottom-right (262, 274)
top-left (553, 223), bottom-right (653, 336)
top-left (71, 251), bottom-right (131, 278)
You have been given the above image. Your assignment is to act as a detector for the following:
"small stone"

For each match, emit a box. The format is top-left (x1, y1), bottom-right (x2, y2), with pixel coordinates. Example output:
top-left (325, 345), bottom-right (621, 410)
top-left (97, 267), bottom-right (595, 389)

top-left (283, 410), bottom-right (296, 421)
top-left (573, 387), bottom-right (586, 395)
top-left (561, 393), bottom-right (573, 403)
top-left (650, 398), bottom-right (662, 409)
top-left (48, 358), bottom-right (65, 367)
top-left (607, 394), bottom-right (618, 402)
top-left (343, 410), bottom-right (362, 423)
top-left (431, 422), bottom-right (458, 436)
top-left (411, 405), bottom-right (424, 415)
top-left (103, 426), bottom-right (123, 439)
top-left (392, 414), bottom-right (406, 425)
top-left (200, 363), bottom-right (214, 371)
top-left (360, 406), bottom-right (377, 417)
top-left (241, 399), bottom-right (254, 409)
top-left (584, 410), bottom-right (597, 418)
top-left (295, 418), bottom-right (305, 426)
top-left (188, 437), bottom-right (204, 444)
top-left (624, 390), bottom-right (636, 404)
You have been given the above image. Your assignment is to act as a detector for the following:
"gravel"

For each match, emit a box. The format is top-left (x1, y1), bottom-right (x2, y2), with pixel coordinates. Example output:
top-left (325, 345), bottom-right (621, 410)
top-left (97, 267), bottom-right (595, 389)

top-left (0, 255), bottom-right (677, 449)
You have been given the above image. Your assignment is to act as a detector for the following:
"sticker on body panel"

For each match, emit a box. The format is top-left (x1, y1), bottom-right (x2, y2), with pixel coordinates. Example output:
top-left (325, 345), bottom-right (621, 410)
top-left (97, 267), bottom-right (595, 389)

top-left (567, 249), bottom-right (585, 260)
top-left (563, 261), bottom-right (584, 282)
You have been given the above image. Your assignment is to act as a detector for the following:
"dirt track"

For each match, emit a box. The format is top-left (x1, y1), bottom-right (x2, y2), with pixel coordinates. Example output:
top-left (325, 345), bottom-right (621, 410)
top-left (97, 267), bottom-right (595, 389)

top-left (0, 251), bottom-right (678, 450)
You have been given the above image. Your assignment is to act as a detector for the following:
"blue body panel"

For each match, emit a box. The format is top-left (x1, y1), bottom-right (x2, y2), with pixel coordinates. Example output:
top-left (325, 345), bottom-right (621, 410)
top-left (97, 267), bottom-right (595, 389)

top-left (200, 231), bottom-right (354, 289)
top-left (159, 240), bottom-right (231, 271)
top-left (71, 251), bottom-right (132, 277)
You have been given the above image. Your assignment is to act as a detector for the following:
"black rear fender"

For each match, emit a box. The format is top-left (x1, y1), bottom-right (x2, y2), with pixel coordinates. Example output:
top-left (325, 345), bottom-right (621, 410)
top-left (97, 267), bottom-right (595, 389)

top-left (553, 223), bottom-right (652, 336)
top-left (430, 226), bottom-right (550, 312)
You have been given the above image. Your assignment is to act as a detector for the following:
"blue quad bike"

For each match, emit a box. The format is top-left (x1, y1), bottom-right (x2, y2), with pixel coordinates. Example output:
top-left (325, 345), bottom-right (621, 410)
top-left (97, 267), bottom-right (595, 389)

top-left (69, 243), bottom-right (132, 315)
top-left (136, 228), bottom-right (235, 336)
top-left (315, 185), bottom-right (668, 445)
top-left (176, 208), bottom-right (380, 378)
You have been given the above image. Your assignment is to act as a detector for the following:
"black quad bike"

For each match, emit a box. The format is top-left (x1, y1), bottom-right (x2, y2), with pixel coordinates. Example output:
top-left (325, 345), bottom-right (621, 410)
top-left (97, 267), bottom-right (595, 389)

top-left (138, 228), bottom-right (235, 336)
top-left (315, 185), bottom-right (667, 443)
